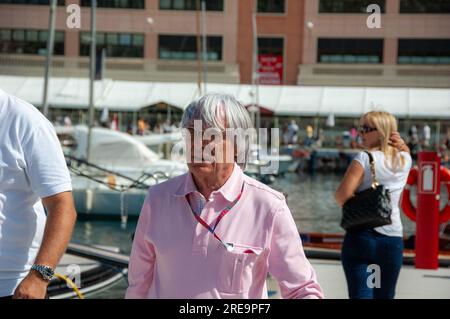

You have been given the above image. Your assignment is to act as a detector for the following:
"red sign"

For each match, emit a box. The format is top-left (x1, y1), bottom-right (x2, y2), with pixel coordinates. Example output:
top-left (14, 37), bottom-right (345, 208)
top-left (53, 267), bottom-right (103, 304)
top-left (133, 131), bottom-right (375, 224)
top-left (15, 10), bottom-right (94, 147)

top-left (258, 54), bottom-right (283, 85)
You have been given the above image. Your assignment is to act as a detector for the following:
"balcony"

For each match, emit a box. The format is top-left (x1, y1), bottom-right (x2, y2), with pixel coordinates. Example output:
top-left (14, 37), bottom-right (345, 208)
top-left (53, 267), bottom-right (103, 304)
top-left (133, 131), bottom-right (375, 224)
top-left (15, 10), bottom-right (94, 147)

top-left (0, 54), bottom-right (240, 84)
top-left (298, 64), bottom-right (450, 88)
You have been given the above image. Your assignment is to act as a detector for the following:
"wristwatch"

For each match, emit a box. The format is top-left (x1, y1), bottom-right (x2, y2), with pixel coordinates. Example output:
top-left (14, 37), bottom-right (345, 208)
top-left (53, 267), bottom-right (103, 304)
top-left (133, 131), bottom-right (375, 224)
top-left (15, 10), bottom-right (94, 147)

top-left (31, 264), bottom-right (55, 282)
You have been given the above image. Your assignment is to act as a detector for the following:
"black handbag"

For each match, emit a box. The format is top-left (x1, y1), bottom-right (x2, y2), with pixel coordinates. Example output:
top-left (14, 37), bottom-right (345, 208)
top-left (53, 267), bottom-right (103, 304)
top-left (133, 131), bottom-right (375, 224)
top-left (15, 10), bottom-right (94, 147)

top-left (341, 151), bottom-right (392, 231)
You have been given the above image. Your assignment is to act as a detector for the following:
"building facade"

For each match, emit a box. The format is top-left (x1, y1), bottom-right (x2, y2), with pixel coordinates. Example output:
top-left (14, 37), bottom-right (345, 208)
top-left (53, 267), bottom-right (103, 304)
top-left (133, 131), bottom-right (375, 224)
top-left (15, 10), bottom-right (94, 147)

top-left (0, 0), bottom-right (449, 87)
top-left (299, 0), bottom-right (450, 87)
top-left (0, 0), bottom-right (241, 83)
top-left (238, 0), bottom-right (305, 85)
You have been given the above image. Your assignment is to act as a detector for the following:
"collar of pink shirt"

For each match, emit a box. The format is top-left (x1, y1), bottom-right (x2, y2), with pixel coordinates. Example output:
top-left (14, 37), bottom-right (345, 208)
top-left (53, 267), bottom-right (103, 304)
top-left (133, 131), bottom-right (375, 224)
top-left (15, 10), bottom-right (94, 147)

top-left (173, 163), bottom-right (244, 203)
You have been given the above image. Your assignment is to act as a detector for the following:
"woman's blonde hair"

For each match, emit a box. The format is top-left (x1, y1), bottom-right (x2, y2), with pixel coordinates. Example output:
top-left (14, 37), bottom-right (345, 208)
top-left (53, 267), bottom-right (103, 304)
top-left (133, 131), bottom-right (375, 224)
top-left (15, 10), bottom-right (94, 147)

top-left (362, 111), bottom-right (406, 170)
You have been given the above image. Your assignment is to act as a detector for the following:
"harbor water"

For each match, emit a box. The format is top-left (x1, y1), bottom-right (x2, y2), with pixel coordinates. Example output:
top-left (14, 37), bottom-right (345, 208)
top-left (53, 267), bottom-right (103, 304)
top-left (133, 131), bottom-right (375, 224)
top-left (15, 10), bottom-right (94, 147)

top-left (71, 172), bottom-right (418, 298)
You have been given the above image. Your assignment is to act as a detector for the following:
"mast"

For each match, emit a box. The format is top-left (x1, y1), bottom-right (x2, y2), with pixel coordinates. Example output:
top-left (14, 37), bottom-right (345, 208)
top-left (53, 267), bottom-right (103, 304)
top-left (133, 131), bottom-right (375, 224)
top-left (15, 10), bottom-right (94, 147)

top-left (201, 0), bottom-right (208, 93)
top-left (42, 0), bottom-right (57, 118)
top-left (195, 0), bottom-right (203, 96)
top-left (252, 11), bottom-right (261, 149)
top-left (86, 0), bottom-right (97, 162)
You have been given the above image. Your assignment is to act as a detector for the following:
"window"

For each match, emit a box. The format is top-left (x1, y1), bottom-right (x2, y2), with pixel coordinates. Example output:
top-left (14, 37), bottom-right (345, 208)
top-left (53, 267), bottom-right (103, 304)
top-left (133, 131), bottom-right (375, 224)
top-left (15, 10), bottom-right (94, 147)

top-left (159, 0), bottom-right (224, 11)
top-left (317, 38), bottom-right (384, 64)
top-left (319, 0), bottom-right (385, 13)
top-left (12, 30), bottom-right (25, 41)
top-left (398, 39), bottom-right (450, 64)
top-left (257, 0), bottom-right (285, 13)
top-left (0, 29), bottom-right (64, 55)
top-left (80, 32), bottom-right (144, 58)
top-left (400, 0), bottom-right (450, 13)
top-left (158, 35), bottom-right (223, 61)
top-left (81, 0), bottom-right (144, 9)
top-left (0, 0), bottom-right (65, 5)
top-left (258, 37), bottom-right (284, 55)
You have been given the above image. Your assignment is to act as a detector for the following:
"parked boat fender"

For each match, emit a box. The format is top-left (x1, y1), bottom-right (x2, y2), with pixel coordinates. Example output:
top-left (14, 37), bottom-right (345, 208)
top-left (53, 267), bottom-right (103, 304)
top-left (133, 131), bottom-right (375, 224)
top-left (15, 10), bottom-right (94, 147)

top-left (86, 188), bottom-right (94, 214)
top-left (107, 174), bottom-right (117, 190)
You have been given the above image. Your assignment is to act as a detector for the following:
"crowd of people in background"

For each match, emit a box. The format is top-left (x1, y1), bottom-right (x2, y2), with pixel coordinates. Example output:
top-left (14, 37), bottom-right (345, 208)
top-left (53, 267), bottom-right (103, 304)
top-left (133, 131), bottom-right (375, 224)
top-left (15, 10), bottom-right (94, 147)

top-left (133, 118), bottom-right (180, 136)
top-left (280, 119), bottom-right (449, 166)
top-left (123, 118), bottom-right (176, 135)
top-left (406, 124), bottom-right (450, 165)
top-left (52, 113), bottom-right (449, 167)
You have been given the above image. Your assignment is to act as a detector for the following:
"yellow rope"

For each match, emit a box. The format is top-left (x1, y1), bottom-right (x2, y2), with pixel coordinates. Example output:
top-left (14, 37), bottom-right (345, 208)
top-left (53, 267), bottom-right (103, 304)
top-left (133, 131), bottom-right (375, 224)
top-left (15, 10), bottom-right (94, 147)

top-left (54, 273), bottom-right (85, 299)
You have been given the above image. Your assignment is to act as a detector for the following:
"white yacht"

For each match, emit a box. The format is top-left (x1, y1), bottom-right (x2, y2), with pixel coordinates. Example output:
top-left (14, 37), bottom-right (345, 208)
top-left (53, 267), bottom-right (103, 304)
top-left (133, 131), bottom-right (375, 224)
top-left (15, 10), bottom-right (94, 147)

top-left (56, 125), bottom-right (188, 219)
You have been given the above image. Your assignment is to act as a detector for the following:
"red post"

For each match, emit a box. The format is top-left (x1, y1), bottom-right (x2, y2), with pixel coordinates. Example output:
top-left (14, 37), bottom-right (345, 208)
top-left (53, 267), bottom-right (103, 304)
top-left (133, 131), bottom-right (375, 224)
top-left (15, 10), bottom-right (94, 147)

top-left (415, 152), bottom-right (441, 269)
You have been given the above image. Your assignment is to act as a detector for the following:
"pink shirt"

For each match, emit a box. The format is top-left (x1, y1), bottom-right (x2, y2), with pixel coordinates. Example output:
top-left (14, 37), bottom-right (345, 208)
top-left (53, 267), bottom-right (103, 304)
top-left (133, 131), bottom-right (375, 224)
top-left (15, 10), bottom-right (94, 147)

top-left (126, 164), bottom-right (323, 299)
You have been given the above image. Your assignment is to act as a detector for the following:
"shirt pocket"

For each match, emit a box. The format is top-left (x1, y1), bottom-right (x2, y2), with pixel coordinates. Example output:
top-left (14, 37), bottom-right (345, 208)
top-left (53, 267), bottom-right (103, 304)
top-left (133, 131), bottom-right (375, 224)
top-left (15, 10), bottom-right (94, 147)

top-left (216, 243), bottom-right (264, 295)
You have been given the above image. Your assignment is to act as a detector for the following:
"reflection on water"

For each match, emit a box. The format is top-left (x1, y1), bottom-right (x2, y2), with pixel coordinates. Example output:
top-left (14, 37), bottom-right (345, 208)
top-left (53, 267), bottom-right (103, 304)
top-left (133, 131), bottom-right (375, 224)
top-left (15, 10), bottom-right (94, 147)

top-left (71, 220), bottom-right (137, 255)
top-left (270, 172), bottom-right (416, 236)
top-left (72, 172), bottom-right (418, 298)
top-left (272, 173), bottom-right (347, 234)
top-left (71, 221), bottom-right (136, 299)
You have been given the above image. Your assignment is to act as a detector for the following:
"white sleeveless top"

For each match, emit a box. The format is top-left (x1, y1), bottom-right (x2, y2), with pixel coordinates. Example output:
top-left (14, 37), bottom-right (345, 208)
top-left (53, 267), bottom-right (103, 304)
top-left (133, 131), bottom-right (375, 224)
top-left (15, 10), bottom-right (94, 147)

top-left (353, 151), bottom-right (412, 237)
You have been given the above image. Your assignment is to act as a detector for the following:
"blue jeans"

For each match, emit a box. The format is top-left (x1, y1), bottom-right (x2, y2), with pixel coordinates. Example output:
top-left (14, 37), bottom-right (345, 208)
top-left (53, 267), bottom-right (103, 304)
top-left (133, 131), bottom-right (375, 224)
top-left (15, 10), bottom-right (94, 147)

top-left (341, 229), bottom-right (403, 299)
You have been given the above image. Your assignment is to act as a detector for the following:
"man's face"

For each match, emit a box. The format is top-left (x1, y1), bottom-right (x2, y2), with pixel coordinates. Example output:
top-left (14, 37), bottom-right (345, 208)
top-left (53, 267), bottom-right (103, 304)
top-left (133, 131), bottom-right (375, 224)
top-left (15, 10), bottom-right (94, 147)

top-left (184, 123), bottom-right (236, 178)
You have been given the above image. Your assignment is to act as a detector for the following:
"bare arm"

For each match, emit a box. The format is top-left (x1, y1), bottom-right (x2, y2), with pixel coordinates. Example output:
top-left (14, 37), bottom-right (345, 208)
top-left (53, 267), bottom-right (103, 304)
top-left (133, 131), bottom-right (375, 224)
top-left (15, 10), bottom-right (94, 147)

top-left (335, 161), bottom-right (365, 208)
top-left (13, 191), bottom-right (77, 299)
top-left (36, 191), bottom-right (77, 268)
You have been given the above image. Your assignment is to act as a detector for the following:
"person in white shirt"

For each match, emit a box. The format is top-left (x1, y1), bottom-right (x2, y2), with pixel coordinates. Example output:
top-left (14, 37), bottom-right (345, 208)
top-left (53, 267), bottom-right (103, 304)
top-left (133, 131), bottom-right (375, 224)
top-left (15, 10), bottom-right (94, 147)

top-left (0, 89), bottom-right (77, 299)
top-left (335, 111), bottom-right (411, 299)
top-left (422, 124), bottom-right (431, 148)
top-left (287, 120), bottom-right (299, 144)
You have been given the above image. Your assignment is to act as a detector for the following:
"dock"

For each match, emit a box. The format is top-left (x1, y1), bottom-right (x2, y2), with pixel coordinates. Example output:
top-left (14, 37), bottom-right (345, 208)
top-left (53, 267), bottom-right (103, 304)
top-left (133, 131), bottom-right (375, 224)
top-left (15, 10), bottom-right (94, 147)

top-left (53, 243), bottom-right (450, 299)
top-left (268, 259), bottom-right (450, 299)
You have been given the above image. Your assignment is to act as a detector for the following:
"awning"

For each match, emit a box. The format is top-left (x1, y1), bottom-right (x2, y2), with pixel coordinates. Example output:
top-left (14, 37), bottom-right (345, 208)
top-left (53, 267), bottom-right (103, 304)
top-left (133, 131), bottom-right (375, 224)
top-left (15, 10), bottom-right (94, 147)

top-left (1, 75), bottom-right (449, 119)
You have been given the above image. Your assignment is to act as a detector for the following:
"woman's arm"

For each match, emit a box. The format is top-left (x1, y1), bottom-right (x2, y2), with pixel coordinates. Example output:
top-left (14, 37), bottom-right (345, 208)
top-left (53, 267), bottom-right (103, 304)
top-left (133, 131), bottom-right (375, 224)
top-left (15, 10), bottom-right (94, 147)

top-left (335, 160), bottom-right (365, 208)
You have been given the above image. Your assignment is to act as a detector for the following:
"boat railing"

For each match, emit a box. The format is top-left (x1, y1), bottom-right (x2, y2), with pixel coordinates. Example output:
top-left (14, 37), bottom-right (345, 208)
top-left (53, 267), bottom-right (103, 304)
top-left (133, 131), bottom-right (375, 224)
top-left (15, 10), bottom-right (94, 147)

top-left (67, 243), bottom-right (129, 269)
top-left (66, 154), bottom-right (171, 192)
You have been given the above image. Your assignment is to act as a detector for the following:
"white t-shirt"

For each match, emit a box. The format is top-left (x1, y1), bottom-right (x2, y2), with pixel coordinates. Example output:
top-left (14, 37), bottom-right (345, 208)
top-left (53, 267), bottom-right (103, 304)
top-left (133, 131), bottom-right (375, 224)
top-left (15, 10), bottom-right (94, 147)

top-left (353, 151), bottom-right (412, 238)
top-left (0, 89), bottom-right (72, 297)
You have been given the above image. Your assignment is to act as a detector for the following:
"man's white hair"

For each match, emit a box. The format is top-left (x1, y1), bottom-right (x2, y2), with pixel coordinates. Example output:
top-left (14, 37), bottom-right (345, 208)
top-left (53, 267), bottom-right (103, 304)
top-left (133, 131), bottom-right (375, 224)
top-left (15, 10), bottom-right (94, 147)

top-left (180, 93), bottom-right (255, 169)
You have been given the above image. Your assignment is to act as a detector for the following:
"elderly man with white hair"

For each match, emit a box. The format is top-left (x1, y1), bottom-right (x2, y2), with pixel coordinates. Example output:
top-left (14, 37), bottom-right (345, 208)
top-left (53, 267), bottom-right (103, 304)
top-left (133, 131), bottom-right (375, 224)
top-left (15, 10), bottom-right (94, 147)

top-left (126, 93), bottom-right (323, 299)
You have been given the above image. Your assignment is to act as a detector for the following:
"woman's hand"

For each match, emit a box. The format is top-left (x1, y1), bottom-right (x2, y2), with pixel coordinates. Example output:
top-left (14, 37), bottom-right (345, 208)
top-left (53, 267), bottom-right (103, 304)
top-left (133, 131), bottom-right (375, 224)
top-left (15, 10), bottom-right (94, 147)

top-left (389, 132), bottom-right (410, 153)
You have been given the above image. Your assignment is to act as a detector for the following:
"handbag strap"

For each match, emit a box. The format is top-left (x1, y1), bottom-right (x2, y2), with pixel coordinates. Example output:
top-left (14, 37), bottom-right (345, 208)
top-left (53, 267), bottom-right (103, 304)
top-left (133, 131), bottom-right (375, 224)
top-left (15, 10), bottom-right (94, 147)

top-left (364, 151), bottom-right (379, 189)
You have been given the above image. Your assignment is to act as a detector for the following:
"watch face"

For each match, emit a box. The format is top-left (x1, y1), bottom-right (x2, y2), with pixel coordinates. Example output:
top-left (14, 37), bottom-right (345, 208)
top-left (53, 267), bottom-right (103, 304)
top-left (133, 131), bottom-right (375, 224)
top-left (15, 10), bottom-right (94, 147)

top-left (43, 268), bottom-right (53, 277)
top-left (33, 265), bottom-right (54, 281)
top-left (43, 267), bottom-right (54, 279)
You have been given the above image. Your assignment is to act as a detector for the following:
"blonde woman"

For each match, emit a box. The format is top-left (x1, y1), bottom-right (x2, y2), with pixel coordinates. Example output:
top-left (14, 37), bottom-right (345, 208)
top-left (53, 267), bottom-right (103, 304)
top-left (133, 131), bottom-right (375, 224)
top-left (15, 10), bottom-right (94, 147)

top-left (335, 111), bottom-right (412, 299)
